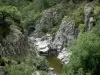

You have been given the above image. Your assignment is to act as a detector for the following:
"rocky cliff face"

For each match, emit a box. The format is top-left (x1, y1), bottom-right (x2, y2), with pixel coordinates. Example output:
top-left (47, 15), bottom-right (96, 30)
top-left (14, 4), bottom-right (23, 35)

top-left (51, 17), bottom-right (74, 63)
top-left (84, 6), bottom-right (93, 31)
top-left (52, 17), bottom-right (75, 51)
top-left (32, 8), bottom-right (58, 37)
top-left (0, 2), bottom-right (94, 58)
top-left (30, 3), bottom-right (96, 64)
top-left (0, 25), bottom-right (28, 57)
top-left (30, 15), bottom-right (75, 64)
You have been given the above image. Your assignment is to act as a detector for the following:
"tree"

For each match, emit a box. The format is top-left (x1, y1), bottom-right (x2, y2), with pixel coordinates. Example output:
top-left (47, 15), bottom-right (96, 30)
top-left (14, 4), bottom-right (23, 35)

top-left (33, 0), bottom-right (50, 12)
top-left (62, 32), bottom-right (100, 75)
top-left (94, 21), bottom-right (100, 36)
top-left (0, 6), bottom-right (21, 38)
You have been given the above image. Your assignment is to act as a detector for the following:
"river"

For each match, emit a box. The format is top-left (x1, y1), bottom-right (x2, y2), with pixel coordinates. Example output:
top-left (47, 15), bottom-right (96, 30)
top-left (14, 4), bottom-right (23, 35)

top-left (47, 56), bottom-right (63, 75)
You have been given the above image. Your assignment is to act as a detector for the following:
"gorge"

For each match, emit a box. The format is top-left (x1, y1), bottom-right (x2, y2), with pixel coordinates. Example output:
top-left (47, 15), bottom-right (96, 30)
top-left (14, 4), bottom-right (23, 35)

top-left (0, 0), bottom-right (100, 75)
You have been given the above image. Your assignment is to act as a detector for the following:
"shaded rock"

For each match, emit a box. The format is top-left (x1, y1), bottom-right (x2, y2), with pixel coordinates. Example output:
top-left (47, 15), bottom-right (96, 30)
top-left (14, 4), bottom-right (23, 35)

top-left (31, 16), bottom-right (75, 63)
top-left (32, 9), bottom-right (58, 37)
top-left (52, 17), bottom-right (75, 51)
top-left (51, 16), bottom-right (75, 63)
top-left (0, 66), bottom-right (4, 75)
top-left (0, 66), bottom-right (8, 75)
top-left (74, 28), bottom-right (79, 39)
top-left (88, 17), bottom-right (94, 30)
top-left (84, 6), bottom-right (93, 31)
top-left (0, 25), bottom-right (28, 56)
top-left (37, 64), bottom-right (48, 71)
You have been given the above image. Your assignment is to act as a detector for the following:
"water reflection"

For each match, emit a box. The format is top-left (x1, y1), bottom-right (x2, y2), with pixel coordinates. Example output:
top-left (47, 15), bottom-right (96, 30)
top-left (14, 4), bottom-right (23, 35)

top-left (47, 56), bottom-right (63, 75)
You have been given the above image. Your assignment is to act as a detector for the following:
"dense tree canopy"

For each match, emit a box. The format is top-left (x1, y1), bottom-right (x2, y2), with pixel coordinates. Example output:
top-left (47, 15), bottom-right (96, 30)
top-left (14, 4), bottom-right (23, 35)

top-left (0, 6), bottom-right (21, 38)
top-left (62, 21), bottom-right (100, 75)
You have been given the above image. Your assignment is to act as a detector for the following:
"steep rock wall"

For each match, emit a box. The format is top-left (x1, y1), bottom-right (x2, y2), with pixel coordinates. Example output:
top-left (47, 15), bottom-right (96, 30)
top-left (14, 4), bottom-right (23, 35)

top-left (0, 25), bottom-right (28, 57)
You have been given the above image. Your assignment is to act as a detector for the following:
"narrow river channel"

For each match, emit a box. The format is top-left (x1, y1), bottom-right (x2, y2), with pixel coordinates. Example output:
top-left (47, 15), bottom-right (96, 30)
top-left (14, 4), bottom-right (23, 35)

top-left (47, 56), bottom-right (63, 75)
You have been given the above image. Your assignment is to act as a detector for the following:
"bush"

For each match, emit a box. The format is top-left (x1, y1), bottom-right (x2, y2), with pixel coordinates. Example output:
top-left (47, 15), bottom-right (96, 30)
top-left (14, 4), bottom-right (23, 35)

top-left (78, 24), bottom-right (86, 32)
top-left (0, 5), bottom-right (21, 38)
top-left (62, 32), bottom-right (100, 75)
top-left (22, 3), bottom-right (42, 34)
top-left (94, 6), bottom-right (100, 20)
top-left (93, 21), bottom-right (100, 36)
top-left (0, 0), bottom-right (29, 7)
top-left (33, 0), bottom-right (50, 12)
top-left (4, 63), bottom-right (33, 75)
top-left (0, 5), bottom-right (21, 24)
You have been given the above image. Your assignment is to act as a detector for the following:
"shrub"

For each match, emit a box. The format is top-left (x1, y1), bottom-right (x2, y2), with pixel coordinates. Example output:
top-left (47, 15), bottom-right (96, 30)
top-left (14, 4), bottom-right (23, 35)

top-left (62, 32), bottom-right (100, 75)
top-left (33, 0), bottom-right (50, 12)
top-left (78, 24), bottom-right (86, 32)
top-left (93, 21), bottom-right (100, 36)
top-left (0, 0), bottom-right (28, 7)
top-left (22, 4), bottom-right (42, 34)
top-left (0, 5), bottom-right (21, 38)
top-left (93, 6), bottom-right (100, 20)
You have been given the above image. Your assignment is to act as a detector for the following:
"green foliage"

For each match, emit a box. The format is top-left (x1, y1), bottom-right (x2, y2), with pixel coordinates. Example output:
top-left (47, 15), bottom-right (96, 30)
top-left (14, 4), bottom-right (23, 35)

top-left (0, 6), bottom-right (21, 23)
top-left (50, 26), bottom-right (58, 33)
top-left (4, 63), bottom-right (33, 75)
top-left (22, 3), bottom-right (42, 34)
top-left (86, 72), bottom-right (92, 75)
top-left (41, 26), bottom-right (58, 34)
top-left (93, 6), bottom-right (100, 20)
top-left (0, 5), bottom-right (21, 38)
top-left (0, 57), bottom-right (5, 66)
top-left (33, 0), bottom-right (72, 12)
top-left (0, 0), bottom-right (29, 7)
top-left (0, 1), bottom-right (100, 75)
top-left (93, 21), bottom-right (100, 36)
top-left (77, 68), bottom-right (84, 75)
top-left (78, 24), bottom-right (86, 32)
top-left (22, 10), bottom-right (41, 33)
top-left (71, 4), bottom-right (84, 27)
top-left (72, 0), bottom-right (93, 3)
top-left (33, 0), bottom-right (50, 12)
top-left (47, 0), bottom-right (63, 6)
top-left (64, 3), bottom-right (85, 28)
top-left (62, 32), bottom-right (100, 75)
top-left (94, 6), bottom-right (100, 15)
top-left (4, 56), bottom-right (48, 75)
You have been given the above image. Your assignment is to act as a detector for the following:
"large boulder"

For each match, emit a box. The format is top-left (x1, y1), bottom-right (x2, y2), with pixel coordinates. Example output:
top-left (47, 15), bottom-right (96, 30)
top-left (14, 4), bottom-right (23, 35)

top-left (31, 34), bottom-right (58, 56)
